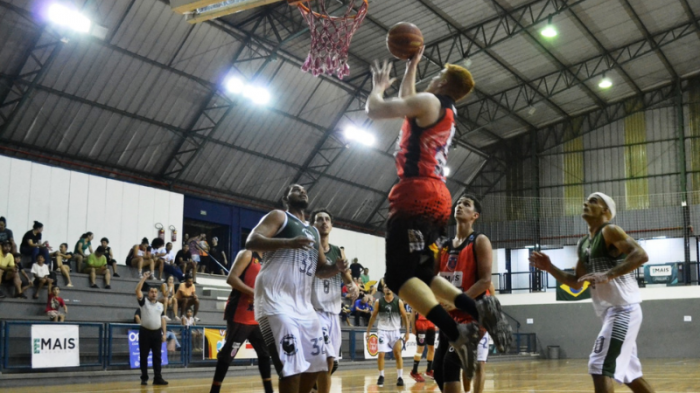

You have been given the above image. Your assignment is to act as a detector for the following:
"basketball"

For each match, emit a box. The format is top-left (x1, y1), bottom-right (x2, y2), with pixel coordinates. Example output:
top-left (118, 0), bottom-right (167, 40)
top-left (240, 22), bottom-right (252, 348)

top-left (386, 22), bottom-right (423, 60)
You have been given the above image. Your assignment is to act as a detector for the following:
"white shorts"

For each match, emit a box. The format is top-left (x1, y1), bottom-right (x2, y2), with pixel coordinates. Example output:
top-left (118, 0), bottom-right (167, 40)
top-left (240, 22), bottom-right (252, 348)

top-left (258, 314), bottom-right (328, 378)
top-left (378, 329), bottom-right (402, 353)
top-left (191, 254), bottom-right (201, 262)
top-left (317, 311), bottom-right (341, 359)
top-left (477, 332), bottom-right (490, 362)
top-left (588, 304), bottom-right (643, 384)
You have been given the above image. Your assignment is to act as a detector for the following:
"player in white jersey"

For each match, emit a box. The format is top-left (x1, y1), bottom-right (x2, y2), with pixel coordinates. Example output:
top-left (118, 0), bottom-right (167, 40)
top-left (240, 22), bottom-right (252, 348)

top-left (530, 193), bottom-right (654, 393)
top-left (309, 208), bottom-right (358, 393)
top-left (246, 184), bottom-right (349, 393)
top-left (367, 286), bottom-right (410, 387)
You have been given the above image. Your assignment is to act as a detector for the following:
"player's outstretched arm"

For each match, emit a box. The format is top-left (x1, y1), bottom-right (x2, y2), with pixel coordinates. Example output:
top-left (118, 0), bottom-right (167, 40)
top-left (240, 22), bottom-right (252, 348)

top-left (246, 210), bottom-right (311, 253)
top-left (227, 250), bottom-right (254, 297)
top-left (366, 300), bottom-right (381, 334)
top-left (316, 255), bottom-right (348, 278)
top-left (529, 251), bottom-right (584, 289)
top-left (399, 300), bottom-right (410, 341)
top-left (580, 225), bottom-right (649, 285)
top-left (399, 46), bottom-right (424, 98)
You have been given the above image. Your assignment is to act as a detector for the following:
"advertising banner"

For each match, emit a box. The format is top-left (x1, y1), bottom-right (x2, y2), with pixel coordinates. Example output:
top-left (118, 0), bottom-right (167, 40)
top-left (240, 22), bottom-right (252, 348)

top-left (203, 327), bottom-right (258, 360)
top-left (128, 329), bottom-right (168, 369)
top-left (32, 324), bottom-right (80, 369)
top-left (363, 332), bottom-right (418, 359)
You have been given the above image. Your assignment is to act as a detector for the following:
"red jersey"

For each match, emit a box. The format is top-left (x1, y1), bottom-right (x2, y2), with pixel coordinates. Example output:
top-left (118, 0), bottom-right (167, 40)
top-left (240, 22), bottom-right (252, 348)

top-left (224, 255), bottom-right (261, 325)
top-left (46, 294), bottom-right (65, 312)
top-left (437, 233), bottom-right (489, 324)
top-left (415, 311), bottom-right (435, 331)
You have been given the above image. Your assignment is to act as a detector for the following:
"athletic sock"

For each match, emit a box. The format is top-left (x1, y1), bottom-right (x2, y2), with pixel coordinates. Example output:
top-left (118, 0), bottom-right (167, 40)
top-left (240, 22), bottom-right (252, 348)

top-left (263, 380), bottom-right (273, 393)
top-left (427, 360), bottom-right (433, 372)
top-left (454, 293), bottom-right (480, 320)
top-left (211, 383), bottom-right (221, 393)
top-left (211, 358), bottom-right (230, 391)
top-left (426, 305), bottom-right (459, 341)
top-left (397, 369), bottom-right (403, 378)
top-left (379, 370), bottom-right (384, 377)
top-left (412, 360), bottom-right (420, 374)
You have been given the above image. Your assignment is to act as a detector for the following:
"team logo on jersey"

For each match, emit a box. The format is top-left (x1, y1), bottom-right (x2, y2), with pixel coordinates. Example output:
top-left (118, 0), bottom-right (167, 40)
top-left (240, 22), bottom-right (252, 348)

top-left (366, 333), bottom-right (379, 357)
top-left (322, 327), bottom-right (330, 344)
top-left (447, 254), bottom-right (458, 270)
top-left (407, 229), bottom-right (425, 253)
top-left (281, 334), bottom-right (297, 356)
top-left (593, 336), bottom-right (605, 354)
top-left (384, 305), bottom-right (393, 313)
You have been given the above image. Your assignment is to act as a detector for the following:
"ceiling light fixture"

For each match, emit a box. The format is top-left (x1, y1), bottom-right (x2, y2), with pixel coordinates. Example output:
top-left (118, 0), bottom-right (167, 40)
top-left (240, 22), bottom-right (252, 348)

top-left (599, 73), bottom-right (613, 89)
top-left (540, 16), bottom-right (557, 38)
top-left (344, 126), bottom-right (375, 147)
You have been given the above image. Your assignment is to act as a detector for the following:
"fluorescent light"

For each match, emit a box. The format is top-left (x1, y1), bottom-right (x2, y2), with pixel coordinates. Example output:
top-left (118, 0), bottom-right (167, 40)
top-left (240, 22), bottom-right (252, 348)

top-left (540, 25), bottom-right (557, 38)
top-left (599, 77), bottom-right (613, 89)
top-left (344, 126), bottom-right (375, 146)
top-left (225, 77), bottom-right (245, 94)
top-left (48, 3), bottom-right (92, 33)
top-left (244, 86), bottom-right (270, 105)
top-left (443, 166), bottom-right (451, 177)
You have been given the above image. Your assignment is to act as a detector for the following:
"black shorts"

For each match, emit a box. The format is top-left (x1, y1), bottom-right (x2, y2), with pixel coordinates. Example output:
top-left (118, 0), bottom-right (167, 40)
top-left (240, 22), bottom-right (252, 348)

top-left (416, 328), bottom-right (436, 346)
top-left (218, 321), bottom-right (268, 362)
top-left (107, 258), bottom-right (117, 266)
top-left (433, 331), bottom-right (463, 385)
top-left (385, 216), bottom-right (444, 293)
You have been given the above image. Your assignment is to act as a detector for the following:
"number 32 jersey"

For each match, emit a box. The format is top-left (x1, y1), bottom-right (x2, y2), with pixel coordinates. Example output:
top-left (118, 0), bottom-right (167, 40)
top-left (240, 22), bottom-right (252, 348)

top-left (255, 211), bottom-right (320, 320)
top-left (312, 244), bottom-right (343, 314)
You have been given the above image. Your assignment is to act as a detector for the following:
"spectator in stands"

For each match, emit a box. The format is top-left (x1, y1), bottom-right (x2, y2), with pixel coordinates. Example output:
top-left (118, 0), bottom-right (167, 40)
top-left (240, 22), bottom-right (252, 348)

top-left (351, 295), bottom-right (373, 326)
top-left (162, 242), bottom-right (184, 282)
top-left (361, 267), bottom-right (370, 284)
top-left (377, 277), bottom-right (385, 293)
top-left (181, 307), bottom-right (201, 347)
top-left (73, 232), bottom-right (94, 271)
top-left (340, 304), bottom-right (352, 326)
top-left (0, 217), bottom-right (16, 254)
top-left (50, 243), bottom-right (74, 288)
top-left (135, 272), bottom-right (168, 386)
top-left (1, 240), bottom-right (27, 298)
top-left (160, 275), bottom-right (177, 321)
top-left (175, 275), bottom-right (199, 319)
top-left (100, 238), bottom-right (120, 277)
top-left (46, 285), bottom-right (67, 322)
top-left (150, 238), bottom-right (167, 281)
top-left (187, 235), bottom-right (201, 269)
top-left (84, 246), bottom-right (111, 289)
top-left (195, 234), bottom-right (210, 273)
top-left (176, 244), bottom-right (197, 283)
top-left (208, 236), bottom-right (226, 275)
top-left (20, 221), bottom-right (52, 266)
top-left (350, 258), bottom-right (364, 280)
top-left (127, 238), bottom-right (154, 279)
top-left (31, 254), bottom-right (53, 299)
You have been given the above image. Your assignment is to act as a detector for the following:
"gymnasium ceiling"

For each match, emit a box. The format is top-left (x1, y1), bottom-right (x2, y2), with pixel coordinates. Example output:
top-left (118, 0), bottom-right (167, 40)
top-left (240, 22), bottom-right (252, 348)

top-left (0, 0), bottom-right (699, 233)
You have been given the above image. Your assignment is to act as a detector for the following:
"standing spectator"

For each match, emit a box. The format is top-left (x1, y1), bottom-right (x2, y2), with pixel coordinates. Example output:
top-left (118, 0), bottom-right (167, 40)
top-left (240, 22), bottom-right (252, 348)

top-left (73, 232), bottom-right (94, 271)
top-left (46, 285), bottom-right (68, 322)
top-left (160, 275), bottom-right (177, 321)
top-left (0, 217), bottom-right (16, 254)
top-left (187, 235), bottom-right (201, 269)
top-left (20, 221), bottom-right (51, 266)
top-left (135, 272), bottom-right (168, 386)
top-left (196, 233), bottom-right (210, 273)
top-left (181, 307), bottom-right (202, 350)
top-left (100, 238), bottom-right (120, 277)
top-left (1, 240), bottom-right (27, 298)
top-left (361, 267), bottom-right (371, 284)
top-left (162, 243), bottom-right (184, 282)
top-left (83, 246), bottom-right (111, 289)
top-left (351, 295), bottom-right (373, 326)
top-left (150, 238), bottom-right (167, 281)
top-left (126, 238), bottom-right (154, 278)
top-left (52, 243), bottom-right (75, 287)
top-left (31, 254), bottom-right (53, 299)
top-left (175, 275), bottom-right (199, 319)
top-left (208, 236), bottom-right (227, 275)
top-left (176, 244), bottom-right (196, 283)
top-left (350, 258), bottom-right (364, 280)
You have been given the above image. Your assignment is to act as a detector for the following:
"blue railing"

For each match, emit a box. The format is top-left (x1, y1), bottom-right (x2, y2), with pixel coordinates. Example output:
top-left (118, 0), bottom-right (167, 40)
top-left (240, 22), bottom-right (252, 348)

top-left (106, 323), bottom-right (188, 368)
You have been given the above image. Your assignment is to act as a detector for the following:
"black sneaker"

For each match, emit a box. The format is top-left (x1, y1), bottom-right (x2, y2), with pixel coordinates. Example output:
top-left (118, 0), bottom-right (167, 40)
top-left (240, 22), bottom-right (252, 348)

top-left (377, 375), bottom-right (384, 387)
top-left (396, 377), bottom-right (404, 387)
top-left (141, 379), bottom-right (147, 386)
top-left (449, 322), bottom-right (479, 379)
top-left (90, 284), bottom-right (98, 289)
top-left (105, 285), bottom-right (111, 290)
top-left (113, 273), bottom-right (120, 278)
top-left (153, 378), bottom-right (168, 385)
top-left (476, 296), bottom-right (513, 353)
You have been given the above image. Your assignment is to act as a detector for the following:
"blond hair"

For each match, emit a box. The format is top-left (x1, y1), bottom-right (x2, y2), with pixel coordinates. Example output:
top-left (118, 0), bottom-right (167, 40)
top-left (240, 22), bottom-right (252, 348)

top-left (442, 64), bottom-right (475, 102)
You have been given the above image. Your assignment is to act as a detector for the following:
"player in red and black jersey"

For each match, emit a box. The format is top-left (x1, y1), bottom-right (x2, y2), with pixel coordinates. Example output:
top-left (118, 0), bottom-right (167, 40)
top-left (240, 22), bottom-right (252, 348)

top-left (366, 48), bottom-right (511, 374)
top-left (210, 251), bottom-right (273, 393)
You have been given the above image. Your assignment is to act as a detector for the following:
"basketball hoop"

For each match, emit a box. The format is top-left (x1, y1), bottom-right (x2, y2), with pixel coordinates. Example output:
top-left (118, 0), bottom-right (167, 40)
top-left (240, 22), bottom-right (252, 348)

top-left (290, 0), bottom-right (368, 79)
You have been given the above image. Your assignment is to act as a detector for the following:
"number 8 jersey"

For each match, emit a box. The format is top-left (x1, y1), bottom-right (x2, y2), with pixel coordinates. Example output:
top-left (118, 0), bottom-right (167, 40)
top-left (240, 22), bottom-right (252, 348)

top-left (255, 211), bottom-right (321, 320)
top-left (311, 244), bottom-right (343, 314)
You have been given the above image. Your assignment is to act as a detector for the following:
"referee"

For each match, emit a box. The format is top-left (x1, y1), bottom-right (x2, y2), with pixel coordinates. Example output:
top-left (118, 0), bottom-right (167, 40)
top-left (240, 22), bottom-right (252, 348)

top-left (135, 271), bottom-right (169, 386)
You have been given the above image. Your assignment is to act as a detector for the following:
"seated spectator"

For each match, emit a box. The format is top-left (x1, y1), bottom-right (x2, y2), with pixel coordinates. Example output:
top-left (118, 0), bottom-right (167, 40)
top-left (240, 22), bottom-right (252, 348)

top-left (162, 243), bottom-right (184, 282)
top-left (126, 238), bottom-right (154, 278)
top-left (351, 295), bottom-right (373, 326)
top-left (350, 258), bottom-right (364, 280)
top-left (160, 275), bottom-right (177, 321)
top-left (150, 238), bottom-right (167, 281)
top-left (46, 285), bottom-right (67, 322)
top-left (361, 267), bottom-right (370, 284)
top-left (175, 244), bottom-right (197, 283)
top-left (51, 243), bottom-right (74, 288)
top-left (0, 216), bottom-right (16, 254)
top-left (1, 241), bottom-right (27, 298)
top-left (166, 330), bottom-right (181, 352)
top-left (175, 275), bottom-right (199, 319)
top-left (74, 232), bottom-right (94, 271)
top-left (181, 307), bottom-right (196, 326)
top-left (31, 254), bottom-right (53, 299)
top-left (377, 277), bottom-right (385, 293)
top-left (208, 236), bottom-right (226, 275)
top-left (340, 304), bottom-right (353, 327)
top-left (100, 238), bottom-right (120, 277)
top-left (83, 246), bottom-right (111, 289)
top-left (20, 221), bottom-right (52, 266)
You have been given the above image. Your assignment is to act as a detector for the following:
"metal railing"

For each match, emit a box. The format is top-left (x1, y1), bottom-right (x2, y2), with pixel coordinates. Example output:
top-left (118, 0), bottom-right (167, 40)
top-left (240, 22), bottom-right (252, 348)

top-left (106, 323), bottom-right (188, 368)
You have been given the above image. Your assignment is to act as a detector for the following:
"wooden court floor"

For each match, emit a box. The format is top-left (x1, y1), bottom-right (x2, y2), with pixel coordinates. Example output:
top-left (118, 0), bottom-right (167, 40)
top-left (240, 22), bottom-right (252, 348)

top-left (7, 359), bottom-right (700, 393)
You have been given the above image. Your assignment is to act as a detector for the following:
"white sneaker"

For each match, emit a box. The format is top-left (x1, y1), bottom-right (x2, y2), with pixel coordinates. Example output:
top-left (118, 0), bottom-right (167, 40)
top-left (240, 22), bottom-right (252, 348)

top-left (194, 317), bottom-right (200, 322)
top-left (163, 316), bottom-right (172, 322)
top-left (139, 271), bottom-right (143, 278)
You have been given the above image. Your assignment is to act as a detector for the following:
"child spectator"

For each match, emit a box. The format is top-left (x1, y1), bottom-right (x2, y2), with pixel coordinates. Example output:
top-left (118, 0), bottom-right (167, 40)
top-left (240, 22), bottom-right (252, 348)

top-left (100, 238), bottom-right (120, 277)
top-left (31, 254), bottom-right (53, 299)
top-left (84, 246), bottom-right (111, 289)
top-left (73, 232), bottom-right (94, 271)
top-left (51, 243), bottom-right (74, 288)
top-left (46, 285), bottom-right (68, 322)
top-left (20, 221), bottom-right (52, 266)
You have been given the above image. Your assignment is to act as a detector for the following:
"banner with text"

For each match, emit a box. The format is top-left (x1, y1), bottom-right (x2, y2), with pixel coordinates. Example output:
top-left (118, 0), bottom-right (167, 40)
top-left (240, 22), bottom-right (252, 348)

top-left (128, 330), bottom-right (168, 369)
top-left (363, 332), bottom-right (418, 359)
top-left (203, 327), bottom-right (257, 360)
top-left (32, 324), bottom-right (80, 369)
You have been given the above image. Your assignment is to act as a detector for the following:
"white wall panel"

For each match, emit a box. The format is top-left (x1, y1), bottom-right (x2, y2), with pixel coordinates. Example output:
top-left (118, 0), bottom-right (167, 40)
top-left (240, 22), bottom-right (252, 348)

top-left (169, 193), bottom-right (184, 249)
top-left (0, 156), bottom-right (183, 264)
top-left (332, 227), bottom-right (385, 281)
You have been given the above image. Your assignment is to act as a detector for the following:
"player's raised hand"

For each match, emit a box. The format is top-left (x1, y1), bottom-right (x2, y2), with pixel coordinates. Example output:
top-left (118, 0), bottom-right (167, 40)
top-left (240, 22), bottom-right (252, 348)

top-left (335, 256), bottom-right (349, 271)
top-left (287, 236), bottom-right (314, 251)
top-left (370, 60), bottom-right (397, 92)
top-left (406, 46), bottom-right (424, 69)
top-left (529, 251), bottom-right (552, 272)
top-left (347, 282), bottom-right (360, 299)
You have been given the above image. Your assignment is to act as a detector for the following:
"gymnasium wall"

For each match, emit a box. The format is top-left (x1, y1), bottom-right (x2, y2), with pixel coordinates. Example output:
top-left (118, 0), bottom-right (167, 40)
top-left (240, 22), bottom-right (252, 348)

top-left (330, 227), bottom-right (386, 281)
top-left (0, 155), bottom-right (184, 262)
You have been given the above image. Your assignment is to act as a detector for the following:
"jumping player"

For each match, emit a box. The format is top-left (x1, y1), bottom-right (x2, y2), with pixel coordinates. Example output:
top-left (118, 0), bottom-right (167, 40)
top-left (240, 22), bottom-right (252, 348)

top-left (433, 194), bottom-right (495, 393)
top-left (410, 309), bottom-right (436, 382)
top-left (310, 208), bottom-right (359, 393)
top-left (246, 184), bottom-right (348, 393)
top-left (530, 193), bottom-right (655, 393)
top-left (366, 48), bottom-right (511, 371)
top-left (210, 250), bottom-right (273, 393)
top-left (366, 286), bottom-right (410, 387)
